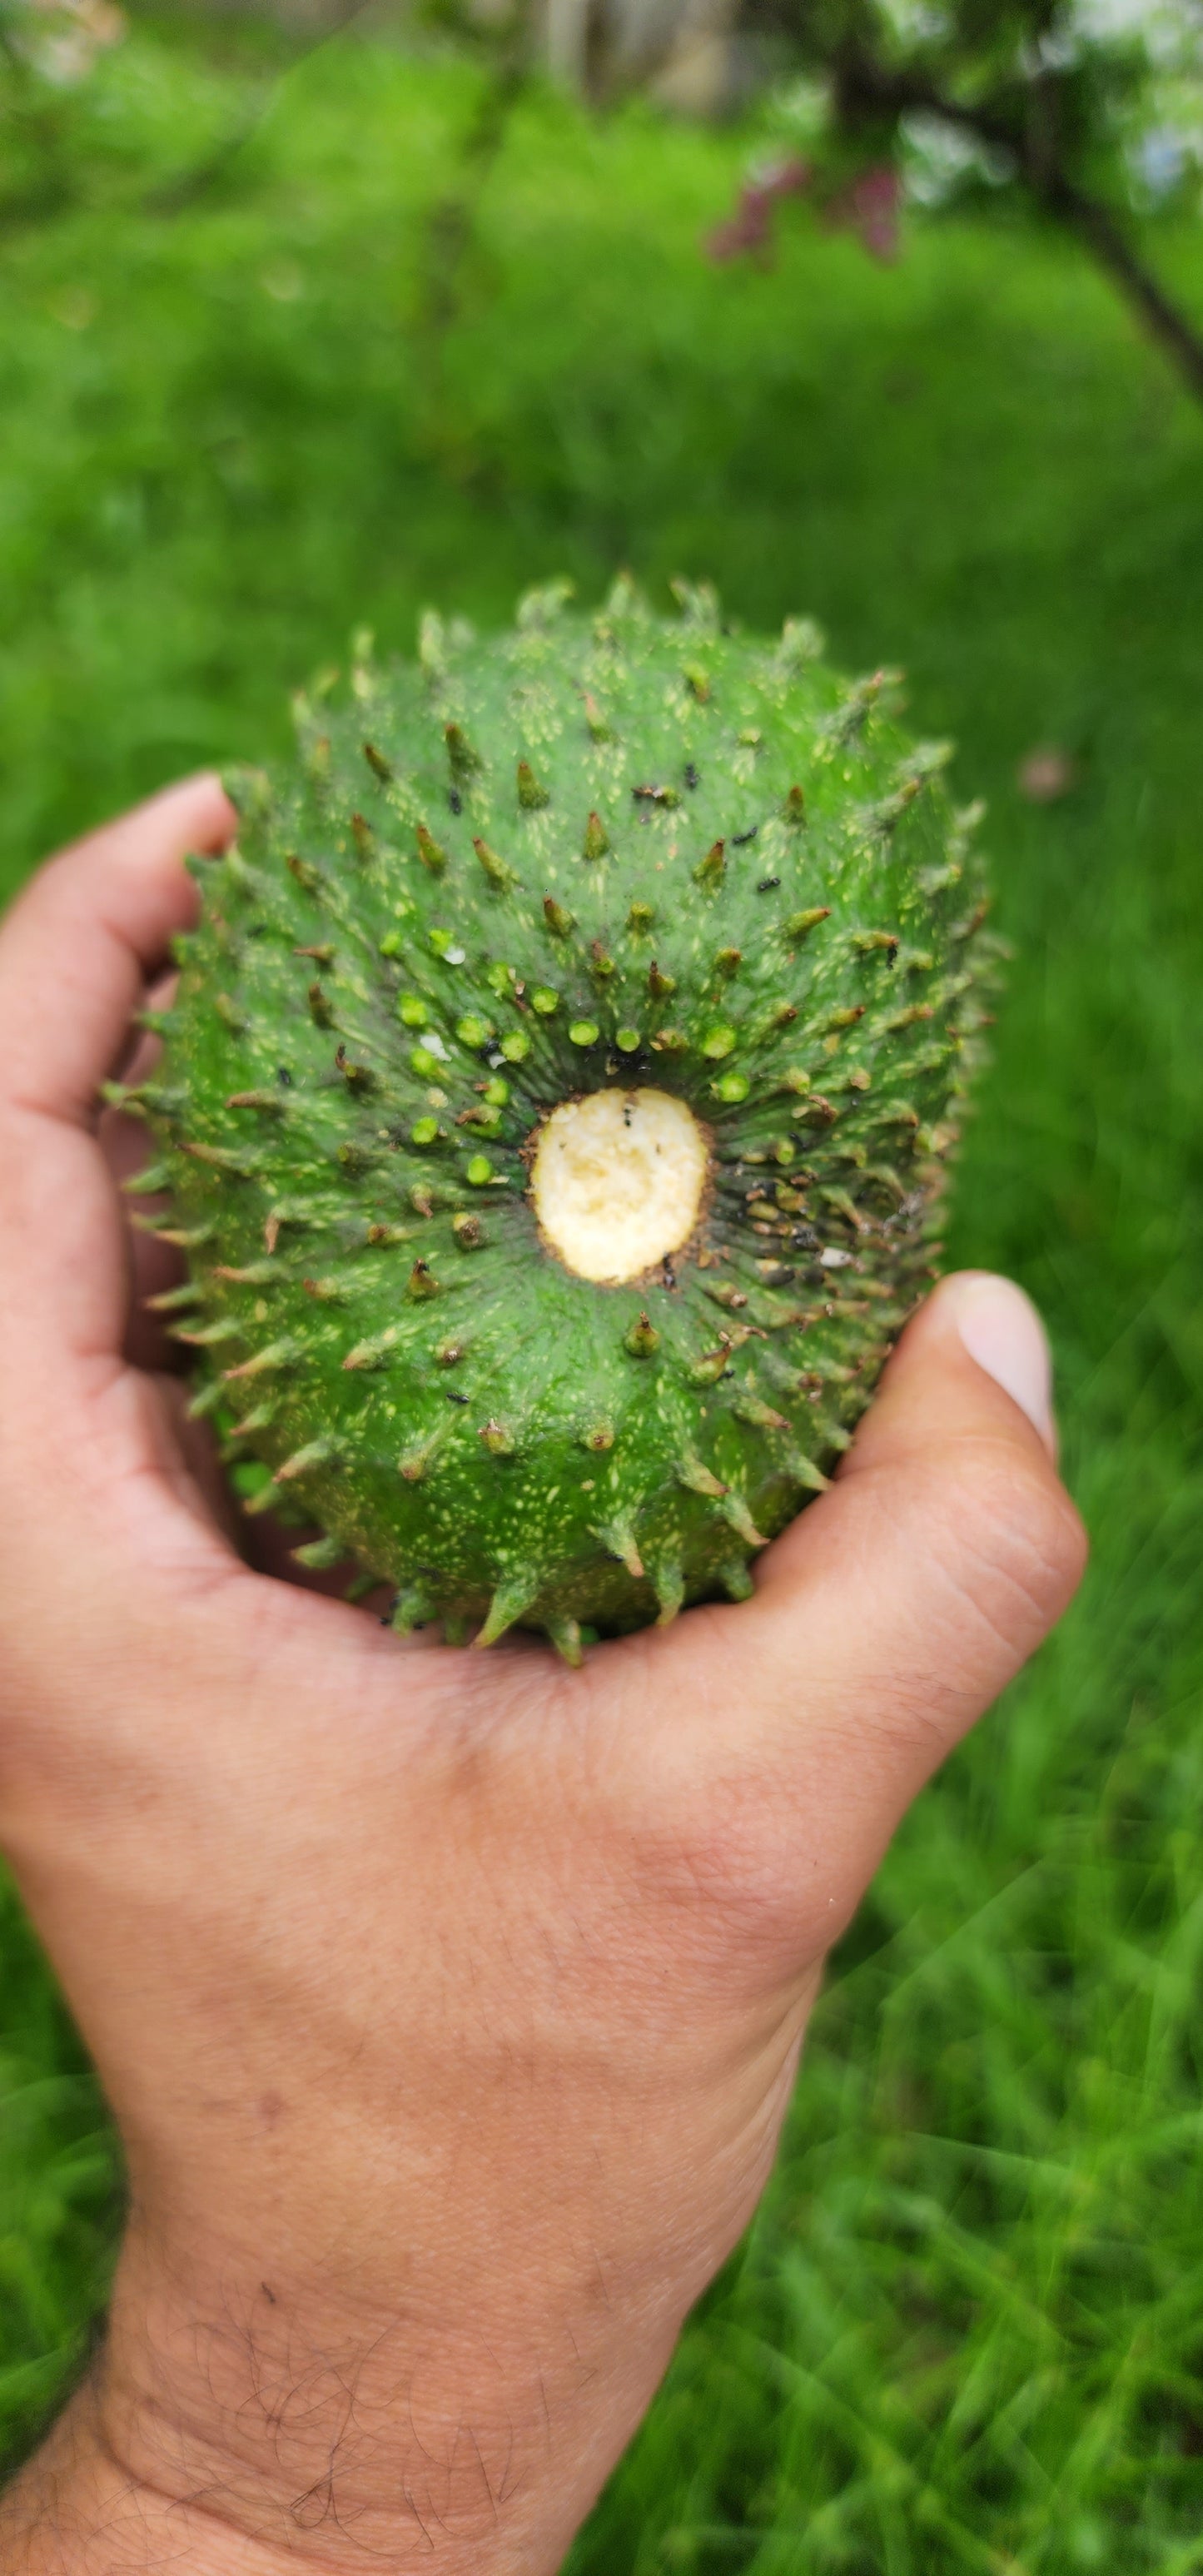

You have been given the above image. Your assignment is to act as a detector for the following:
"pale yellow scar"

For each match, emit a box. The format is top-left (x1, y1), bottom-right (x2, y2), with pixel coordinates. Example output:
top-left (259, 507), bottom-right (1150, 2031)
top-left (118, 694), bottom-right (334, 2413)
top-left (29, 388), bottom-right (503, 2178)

top-left (530, 1087), bottom-right (708, 1285)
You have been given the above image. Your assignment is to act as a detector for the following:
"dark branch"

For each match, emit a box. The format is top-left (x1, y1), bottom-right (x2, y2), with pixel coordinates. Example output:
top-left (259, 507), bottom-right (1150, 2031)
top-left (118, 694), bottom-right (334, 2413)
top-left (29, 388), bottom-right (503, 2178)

top-left (827, 41), bottom-right (1203, 405)
top-left (1047, 179), bottom-right (1203, 400)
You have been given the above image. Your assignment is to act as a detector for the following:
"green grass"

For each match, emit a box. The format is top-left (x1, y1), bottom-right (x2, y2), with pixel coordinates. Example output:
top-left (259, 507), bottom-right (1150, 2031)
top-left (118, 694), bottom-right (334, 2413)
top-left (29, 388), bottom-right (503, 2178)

top-left (3, 27), bottom-right (1203, 2565)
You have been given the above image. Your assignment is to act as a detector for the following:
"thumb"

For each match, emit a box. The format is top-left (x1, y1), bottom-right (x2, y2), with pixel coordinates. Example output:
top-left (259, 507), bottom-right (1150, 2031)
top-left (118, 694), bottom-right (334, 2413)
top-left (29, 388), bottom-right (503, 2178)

top-left (629, 1273), bottom-right (1088, 1957)
top-left (753, 1269), bottom-right (1086, 1818)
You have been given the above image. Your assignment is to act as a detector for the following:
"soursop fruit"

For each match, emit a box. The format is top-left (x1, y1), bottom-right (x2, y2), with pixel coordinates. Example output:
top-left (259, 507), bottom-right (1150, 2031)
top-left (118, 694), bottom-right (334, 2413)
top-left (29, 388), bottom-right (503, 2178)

top-left (121, 577), bottom-right (995, 1660)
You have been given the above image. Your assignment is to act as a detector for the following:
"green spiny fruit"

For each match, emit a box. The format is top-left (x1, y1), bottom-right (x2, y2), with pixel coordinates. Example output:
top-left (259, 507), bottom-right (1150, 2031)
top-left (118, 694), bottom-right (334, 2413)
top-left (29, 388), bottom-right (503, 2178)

top-left (125, 577), bottom-right (997, 1661)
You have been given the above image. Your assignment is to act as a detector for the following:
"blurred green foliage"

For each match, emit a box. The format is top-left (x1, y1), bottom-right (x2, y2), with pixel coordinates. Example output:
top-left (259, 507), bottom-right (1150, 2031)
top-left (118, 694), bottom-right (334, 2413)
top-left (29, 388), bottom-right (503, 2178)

top-left (723, 0), bottom-right (1203, 405)
top-left (2, 22), bottom-right (1203, 2566)
top-left (0, 1882), bottom-right (116, 2471)
top-left (737, 0), bottom-right (1203, 222)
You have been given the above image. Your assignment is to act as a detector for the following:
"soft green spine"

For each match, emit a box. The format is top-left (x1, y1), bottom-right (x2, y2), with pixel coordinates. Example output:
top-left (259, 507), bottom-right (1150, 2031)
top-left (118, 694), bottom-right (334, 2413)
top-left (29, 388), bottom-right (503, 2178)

top-left (122, 578), bottom-right (996, 1658)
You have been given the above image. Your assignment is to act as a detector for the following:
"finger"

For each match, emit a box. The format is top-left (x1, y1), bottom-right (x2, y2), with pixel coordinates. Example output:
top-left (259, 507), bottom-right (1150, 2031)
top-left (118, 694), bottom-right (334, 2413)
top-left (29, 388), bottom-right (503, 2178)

top-left (836, 1268), bottom-right (1059, 1479)
top-left (0, 778), bottom-right (234, 1381)
top-left (614, 1273), bottom-right (1086, 1952)
top-left (0, 775), bottom-right (233, 1129)
top-left (750, 1268), bottom-right (1085, 1779)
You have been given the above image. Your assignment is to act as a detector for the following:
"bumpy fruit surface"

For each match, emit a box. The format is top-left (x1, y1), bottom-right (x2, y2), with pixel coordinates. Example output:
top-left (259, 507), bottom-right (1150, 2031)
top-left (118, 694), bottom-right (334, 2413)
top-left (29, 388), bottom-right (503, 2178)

top-left (124, 579), bottom-right (994, 1660)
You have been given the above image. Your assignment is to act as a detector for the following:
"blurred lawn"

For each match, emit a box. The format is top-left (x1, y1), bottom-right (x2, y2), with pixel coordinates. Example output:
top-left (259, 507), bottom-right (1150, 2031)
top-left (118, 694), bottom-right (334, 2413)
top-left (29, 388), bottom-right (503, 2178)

top-left (3, 26), bottom-right (1203, 2567)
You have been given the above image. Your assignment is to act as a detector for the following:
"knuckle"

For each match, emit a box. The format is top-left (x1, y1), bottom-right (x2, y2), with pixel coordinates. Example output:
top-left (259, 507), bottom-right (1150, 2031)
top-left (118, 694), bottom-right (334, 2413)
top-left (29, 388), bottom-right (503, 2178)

top-left (626, 1743), bottom-right (839, 1979)
top-left (935, 1441), bottom-right (1087, 1654)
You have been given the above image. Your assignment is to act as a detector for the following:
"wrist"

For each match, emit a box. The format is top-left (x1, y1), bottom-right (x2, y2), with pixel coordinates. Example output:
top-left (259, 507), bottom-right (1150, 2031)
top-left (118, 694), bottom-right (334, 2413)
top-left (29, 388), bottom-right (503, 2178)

top-left (0, 2386), bottom-right (305, 2576)
top-left (1, 2362), bottom-right (581, 2576)
top-left (52, 2215), bottom-right (679, 2576)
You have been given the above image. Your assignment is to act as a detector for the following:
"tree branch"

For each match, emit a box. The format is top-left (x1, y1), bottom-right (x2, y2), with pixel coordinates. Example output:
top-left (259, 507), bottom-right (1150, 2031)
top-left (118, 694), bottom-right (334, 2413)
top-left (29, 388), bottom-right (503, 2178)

top-left (1046, 177), bottom-right (1203, 400)
top-left (830, 43), bottom-right (1203, 407)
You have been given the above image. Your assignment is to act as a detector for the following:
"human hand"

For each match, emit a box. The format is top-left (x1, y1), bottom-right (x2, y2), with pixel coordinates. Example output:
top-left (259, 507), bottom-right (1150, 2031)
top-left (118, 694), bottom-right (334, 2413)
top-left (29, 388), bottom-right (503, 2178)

top-left (0, 782), bottom-right (1086, 2575)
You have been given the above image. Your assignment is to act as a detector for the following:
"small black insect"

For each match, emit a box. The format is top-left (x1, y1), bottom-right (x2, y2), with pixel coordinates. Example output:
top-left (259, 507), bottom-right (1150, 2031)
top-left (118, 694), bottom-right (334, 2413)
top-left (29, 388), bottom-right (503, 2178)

top-left (757, 874), bottom-right (782, 893)
top-left (662, 1257), bottom-right (677, 1290)
top-left (276, 1066), bottom-right (293, 1087)
top-left (448, 788), bottom-right (463, 815)
top-left (733, 825), bottom-right (758, 846)
top-left (247, 922), bottom-right (269, 937)
top-left (445, 1388), bottom-right (470, 1405)
top-left (683, 763), bottom-right (700, 791)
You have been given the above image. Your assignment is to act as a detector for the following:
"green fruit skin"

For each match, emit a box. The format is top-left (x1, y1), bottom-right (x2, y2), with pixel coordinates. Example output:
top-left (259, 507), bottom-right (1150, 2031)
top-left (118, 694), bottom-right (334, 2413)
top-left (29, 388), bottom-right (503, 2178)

top-left (129, 577), bottom-right (997, 1654)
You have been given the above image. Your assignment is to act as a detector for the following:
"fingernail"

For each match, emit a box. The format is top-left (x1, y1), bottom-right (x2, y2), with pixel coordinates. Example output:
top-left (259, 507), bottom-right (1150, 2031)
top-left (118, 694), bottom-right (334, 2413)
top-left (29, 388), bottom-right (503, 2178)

top-left (941, 1271), bottom-right (1056, 1456)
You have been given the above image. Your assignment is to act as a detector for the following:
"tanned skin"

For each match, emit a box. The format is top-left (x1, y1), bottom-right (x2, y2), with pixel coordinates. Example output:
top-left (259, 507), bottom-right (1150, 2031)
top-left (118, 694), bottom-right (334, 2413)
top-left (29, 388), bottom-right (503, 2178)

top-left (0, 782), bottom-right (1084, 2575)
